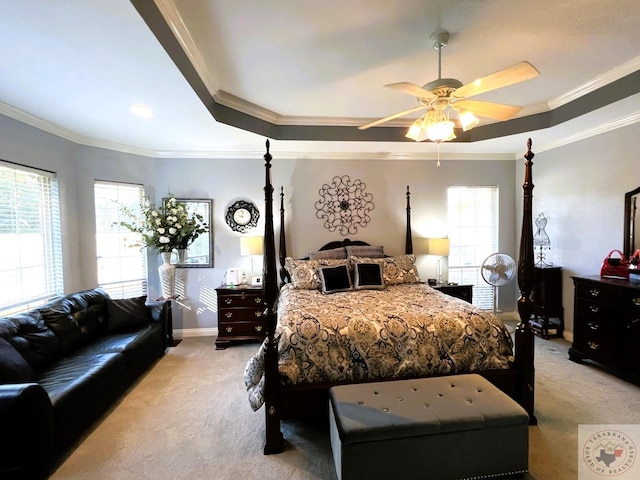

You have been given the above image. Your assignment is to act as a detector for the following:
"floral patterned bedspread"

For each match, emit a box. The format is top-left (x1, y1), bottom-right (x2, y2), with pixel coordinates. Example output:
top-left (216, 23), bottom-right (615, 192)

top-left (244, 283), bottom-right (514, 411)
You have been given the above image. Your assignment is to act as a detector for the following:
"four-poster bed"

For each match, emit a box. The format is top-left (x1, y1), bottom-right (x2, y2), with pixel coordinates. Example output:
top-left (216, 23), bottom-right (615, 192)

top-left (248, 139), bottom-right (537, 454)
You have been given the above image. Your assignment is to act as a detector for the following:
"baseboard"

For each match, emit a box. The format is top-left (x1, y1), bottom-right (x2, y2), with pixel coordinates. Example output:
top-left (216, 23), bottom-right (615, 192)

top-left (173, 327), bottom-right (218, 339)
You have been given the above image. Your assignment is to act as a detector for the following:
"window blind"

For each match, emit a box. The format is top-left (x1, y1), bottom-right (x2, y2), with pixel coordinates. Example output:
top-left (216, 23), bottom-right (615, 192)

top-left (94, 181), bottom-right (147, 299)
top-left (0, 161), bottom-right (63, 314)
top-left (447, 186), bottom-right (499, 310)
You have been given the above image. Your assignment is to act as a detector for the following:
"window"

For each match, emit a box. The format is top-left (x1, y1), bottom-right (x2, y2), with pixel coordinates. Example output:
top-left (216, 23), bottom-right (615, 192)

top-left (0, 161), bottom-right (63, 315)
top-left (94, 181), bottom-right (147, 298)
top-left (447, 186), bottom-right (499, 310)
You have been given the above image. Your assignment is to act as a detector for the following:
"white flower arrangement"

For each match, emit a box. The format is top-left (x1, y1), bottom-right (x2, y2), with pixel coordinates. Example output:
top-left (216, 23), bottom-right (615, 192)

top-left (119, 194), bottom-right (209, 253)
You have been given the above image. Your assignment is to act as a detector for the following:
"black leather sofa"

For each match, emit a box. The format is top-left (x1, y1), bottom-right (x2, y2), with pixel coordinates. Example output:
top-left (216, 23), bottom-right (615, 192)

top-left (0, 288), bottom-right (169, 479)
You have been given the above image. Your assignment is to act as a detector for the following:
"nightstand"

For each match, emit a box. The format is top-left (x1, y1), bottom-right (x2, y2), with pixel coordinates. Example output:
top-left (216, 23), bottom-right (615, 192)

top-left (215, 285), bottom-right (266, 349)
top-left (432, 284), bottom-right (473, 303)
top-left (529, 266), bottom-right (563, 339)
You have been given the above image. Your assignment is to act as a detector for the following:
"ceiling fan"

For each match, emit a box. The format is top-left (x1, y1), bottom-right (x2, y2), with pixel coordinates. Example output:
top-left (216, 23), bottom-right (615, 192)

top-left (359, 30), bottom-right (539, 141)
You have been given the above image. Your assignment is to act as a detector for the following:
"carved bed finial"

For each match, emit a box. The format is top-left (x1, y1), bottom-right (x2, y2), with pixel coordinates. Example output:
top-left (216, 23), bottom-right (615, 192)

top-left (405, 185), bottom-right (413, 254)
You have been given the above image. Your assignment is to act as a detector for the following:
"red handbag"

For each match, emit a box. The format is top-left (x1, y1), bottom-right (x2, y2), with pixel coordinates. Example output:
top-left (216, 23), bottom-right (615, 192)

top-left (600, 250), bottom-right (629, 279)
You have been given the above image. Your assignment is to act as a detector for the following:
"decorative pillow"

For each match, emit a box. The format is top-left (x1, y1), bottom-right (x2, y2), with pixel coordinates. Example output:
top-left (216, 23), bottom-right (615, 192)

top-left (106, 295), bottom-right (148, 333)
top-left (354, 262), bottom-right (385, 290)
top-left (317, 265), bottom-right (353, 294)
top-left (308, 247), bottom-right (347, 260)
top-left (0, 336), bottom-right (35, 384)
top-left (284, 257), bottom-right (348, 289)
top-left (345, 245), bottom-right (385, 258)
top-left (350, 255), bottom-right (421, 285)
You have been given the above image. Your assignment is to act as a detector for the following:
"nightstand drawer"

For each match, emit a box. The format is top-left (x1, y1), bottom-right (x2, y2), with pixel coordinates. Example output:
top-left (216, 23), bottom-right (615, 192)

top-left (219, 307), bottom-right (264, 322)
top-left (218, 293), bottom-right (264, 308)
top-left (219, 321), bottom-right (265, 338)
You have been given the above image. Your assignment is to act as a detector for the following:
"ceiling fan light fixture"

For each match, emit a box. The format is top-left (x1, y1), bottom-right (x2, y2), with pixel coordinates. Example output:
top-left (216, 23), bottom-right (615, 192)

top-left (459, 109), bottom-right (479, 131)
top-left (405, 117), bottom-right (429, 141)
top-left (426, 120), bottom-right (456, 142)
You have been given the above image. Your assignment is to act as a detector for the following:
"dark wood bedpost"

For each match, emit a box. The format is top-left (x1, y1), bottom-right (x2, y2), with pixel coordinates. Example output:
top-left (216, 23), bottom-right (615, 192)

top-left (405, 185), bottom-right (413, 254)
top-left (262, 140), bottom-right (284, 454)
top-left (279, 187), bottom-right (288, 286)
top-left (515, 138), bottom-right (537, 425)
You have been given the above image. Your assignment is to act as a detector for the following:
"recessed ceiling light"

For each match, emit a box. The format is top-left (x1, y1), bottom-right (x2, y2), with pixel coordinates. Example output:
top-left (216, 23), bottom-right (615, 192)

top-left (129, 103), bottom-right (154, 119)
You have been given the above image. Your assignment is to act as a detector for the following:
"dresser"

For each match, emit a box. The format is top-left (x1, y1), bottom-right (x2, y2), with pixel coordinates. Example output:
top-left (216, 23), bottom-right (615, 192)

top-left (215, 285), bottom-right (266, 349)
top-left (569, 276), bottom-right (640, 379)
top-left (432, 284), bottom-right (473, 303)
top-left (529, 266), bottom-right (564, 339)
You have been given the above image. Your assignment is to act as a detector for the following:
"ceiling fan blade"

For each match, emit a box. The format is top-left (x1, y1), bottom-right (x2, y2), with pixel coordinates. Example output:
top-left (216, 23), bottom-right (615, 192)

top-left (358, 105), bottom-right (427, 130)
top-left (453, 100), bottom-right (521, 121)
top-left (385, 82), bottom-right (436, 100)
top-left (453, 61), bottom-right (539, 99)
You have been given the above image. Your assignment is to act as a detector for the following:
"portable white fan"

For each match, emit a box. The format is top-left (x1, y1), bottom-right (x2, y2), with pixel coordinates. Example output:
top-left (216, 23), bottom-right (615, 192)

top-left (481, 252), bottom-right (516, 315)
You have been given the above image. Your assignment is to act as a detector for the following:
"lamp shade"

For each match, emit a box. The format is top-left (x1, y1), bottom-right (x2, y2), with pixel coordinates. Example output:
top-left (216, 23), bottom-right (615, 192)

top-left (240, 236), bottom-right (263, 256)
top-left (428, 238), bottom-right (450, 256)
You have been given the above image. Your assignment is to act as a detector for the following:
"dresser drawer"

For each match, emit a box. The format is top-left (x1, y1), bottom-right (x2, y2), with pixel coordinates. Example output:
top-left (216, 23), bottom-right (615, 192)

top-left (575, 298), bottom-right (616, 319)
top-left (620, 288), bottom-right (640, 312)
top-left (573, 314), bottom-right (615, 363)
top-left (575, 280), bottom-right (618, 304)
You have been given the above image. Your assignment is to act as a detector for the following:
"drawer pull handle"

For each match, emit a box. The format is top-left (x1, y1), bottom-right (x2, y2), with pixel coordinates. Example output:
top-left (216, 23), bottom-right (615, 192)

top-left (587, 341), bottom-right (600, 350)
top-left (225, 326), bottom-right (233, 333)
top-left (255, 311), bottom-right (262, 317)
top-left (255, 297), bottom-right (263, 303)
top-left (255, 325), bottom-right (263, 332)
top-left (241, 293), bottom-right (246, 300)
top-left (225, 298), bottom-right (232, 305)
top-left (588, 321), bottom-right (600, 331)
top-left (589, 289), bottom-right (600, 297)
top-left (633, 297), bottom-right (640, 307)
top-left (225, 312), bottom-right (233, 319)
top-left (589, 305), bottom-right (600, 314)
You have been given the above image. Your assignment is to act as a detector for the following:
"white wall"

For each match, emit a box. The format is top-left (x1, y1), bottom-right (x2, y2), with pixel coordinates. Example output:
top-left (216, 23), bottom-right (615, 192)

top-left (515, 124), bottom-right (639, 336)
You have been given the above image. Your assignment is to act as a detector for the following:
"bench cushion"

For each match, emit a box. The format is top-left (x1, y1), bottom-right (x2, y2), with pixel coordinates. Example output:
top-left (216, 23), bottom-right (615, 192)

top-left (329, 374), bottom-right (529, 480)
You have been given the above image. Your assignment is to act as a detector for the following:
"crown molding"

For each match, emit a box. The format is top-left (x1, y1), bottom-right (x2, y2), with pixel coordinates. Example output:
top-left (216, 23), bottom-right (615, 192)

top-left (154, 0), bottom-right (220, 94)
top-left (535, 109), bottom-right (640, 154)
top-left (548, 55), bottom-right (640, 109)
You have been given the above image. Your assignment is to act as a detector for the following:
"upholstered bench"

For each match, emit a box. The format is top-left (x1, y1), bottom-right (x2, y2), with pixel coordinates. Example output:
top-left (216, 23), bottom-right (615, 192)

top-left (329, 374), bottom-right (529, 480)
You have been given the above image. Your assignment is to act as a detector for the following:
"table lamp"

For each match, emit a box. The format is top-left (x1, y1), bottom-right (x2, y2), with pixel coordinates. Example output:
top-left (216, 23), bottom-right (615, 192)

top-left (240, 236), bottom-right (264, 286)
top-left (428, 238), bottom-right (450, 284)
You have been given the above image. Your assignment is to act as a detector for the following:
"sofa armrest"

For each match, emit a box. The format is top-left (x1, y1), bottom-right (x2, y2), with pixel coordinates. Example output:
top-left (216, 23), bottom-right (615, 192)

top-left (146, 301), bottom-right (170, 349)
top-left (0, 383), bottom-right (54, 480)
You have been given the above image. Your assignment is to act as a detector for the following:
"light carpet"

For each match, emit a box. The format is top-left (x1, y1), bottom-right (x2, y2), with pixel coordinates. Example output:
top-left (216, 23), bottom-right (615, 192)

top-left (50, 333), bottom-right (640, 480)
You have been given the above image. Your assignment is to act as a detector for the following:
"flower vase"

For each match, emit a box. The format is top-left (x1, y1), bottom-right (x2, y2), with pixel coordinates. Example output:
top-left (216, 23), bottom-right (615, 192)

top-left (177, 248), bottom-right (188, 264)
top-left (159, 252), bottom-right (176, 299)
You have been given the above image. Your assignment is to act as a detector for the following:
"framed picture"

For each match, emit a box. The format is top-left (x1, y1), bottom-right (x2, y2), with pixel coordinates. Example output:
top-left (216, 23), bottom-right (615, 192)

top-left (164, 197), bottom-right (213, 268)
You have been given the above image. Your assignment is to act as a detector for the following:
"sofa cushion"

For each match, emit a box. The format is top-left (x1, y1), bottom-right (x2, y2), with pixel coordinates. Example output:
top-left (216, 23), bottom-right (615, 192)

top-left (77, 323), bottom-right (164, 367)
top-left (40, 288), bottom-right (110, 355)
top-left (0, 337), bottom-right (35, 383)
top-left (0, 312), bottom-right (61, 372)
top-left (36, 352), bottom-right (125, 417)
top-left (106, 295), bottom-right (148, 333)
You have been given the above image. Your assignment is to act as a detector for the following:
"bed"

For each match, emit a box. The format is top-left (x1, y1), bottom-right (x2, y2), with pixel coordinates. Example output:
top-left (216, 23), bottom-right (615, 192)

top-left (246, 139), bottom-right (537, 454)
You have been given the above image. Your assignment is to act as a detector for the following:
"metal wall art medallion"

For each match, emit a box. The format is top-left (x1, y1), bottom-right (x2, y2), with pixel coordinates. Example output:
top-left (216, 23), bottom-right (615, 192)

top-left (314, 175), bottom-right (374, 235)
